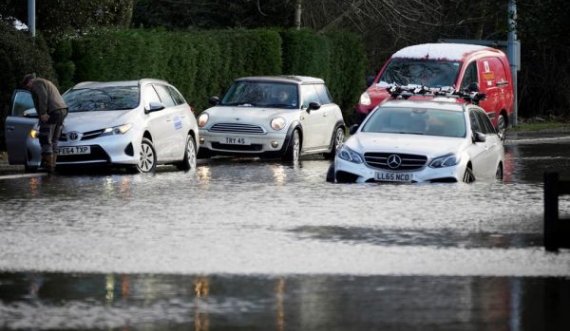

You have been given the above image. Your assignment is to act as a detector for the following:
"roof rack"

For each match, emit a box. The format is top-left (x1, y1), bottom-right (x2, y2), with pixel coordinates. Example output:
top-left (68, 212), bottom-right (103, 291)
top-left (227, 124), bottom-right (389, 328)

top-left (386, 85), bottom-right (486, 104)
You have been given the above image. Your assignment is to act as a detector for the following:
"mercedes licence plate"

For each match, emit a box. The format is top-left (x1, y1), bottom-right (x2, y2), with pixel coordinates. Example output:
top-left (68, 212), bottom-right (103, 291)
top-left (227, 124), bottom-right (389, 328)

top-left (58, 146), bottom-right (91, 155)
top-left (375, 171), bottom-right (413, 182)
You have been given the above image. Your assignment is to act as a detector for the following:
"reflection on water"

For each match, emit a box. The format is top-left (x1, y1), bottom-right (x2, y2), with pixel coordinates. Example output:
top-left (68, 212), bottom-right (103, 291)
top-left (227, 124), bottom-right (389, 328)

top-left (0, 140), bottom-right (569, 329)
top-left (0, 272), bottom-right (569, 331)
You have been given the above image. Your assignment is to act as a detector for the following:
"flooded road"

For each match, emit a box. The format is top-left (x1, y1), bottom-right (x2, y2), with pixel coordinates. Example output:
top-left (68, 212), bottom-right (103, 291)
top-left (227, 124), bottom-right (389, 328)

top-left (0, 135), bottom-right (569, 330)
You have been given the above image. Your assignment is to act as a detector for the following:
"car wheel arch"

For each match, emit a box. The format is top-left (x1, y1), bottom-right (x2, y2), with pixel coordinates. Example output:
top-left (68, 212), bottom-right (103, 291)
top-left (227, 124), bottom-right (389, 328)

top-left (463, 162), bottom-right (475, 183)
top-left (283, 121), bottom-right (303, 152)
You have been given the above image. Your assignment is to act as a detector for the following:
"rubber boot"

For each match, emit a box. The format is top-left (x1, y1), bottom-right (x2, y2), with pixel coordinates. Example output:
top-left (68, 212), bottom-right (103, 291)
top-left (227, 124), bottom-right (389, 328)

top-left (42, 154), bottom-right (54, 173)
top-left (41, 154), bottom-right (52, 171)
top-left (50, 154), bottom-right (57, 173)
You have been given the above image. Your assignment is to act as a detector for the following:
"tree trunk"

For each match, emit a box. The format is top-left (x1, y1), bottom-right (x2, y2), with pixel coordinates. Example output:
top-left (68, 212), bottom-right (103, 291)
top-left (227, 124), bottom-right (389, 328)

top-left (295, 0), bottom-right (302, 29)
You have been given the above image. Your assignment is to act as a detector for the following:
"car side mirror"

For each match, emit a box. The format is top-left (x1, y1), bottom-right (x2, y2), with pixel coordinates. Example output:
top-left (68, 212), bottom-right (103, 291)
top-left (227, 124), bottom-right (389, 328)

top-left (146, 102), bottom-right (165, 114)
top-left (366, 75), bottom-right (376, 87)
top-left (472, 131), bottom-right (486, 143)
top-left (23, 108), bottom-right (38, 118)
top-left (209, 96), bottom-right (220, 106)
top-left (349, 124), bottom-right (360, 135)
top-left (307, 102), bottom-right (321, 113)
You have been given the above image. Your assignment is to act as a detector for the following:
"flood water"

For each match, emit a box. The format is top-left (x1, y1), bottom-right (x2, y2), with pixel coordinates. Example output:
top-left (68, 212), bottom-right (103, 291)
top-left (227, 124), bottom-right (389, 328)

top-left (0, 135), bottom-right (569, 330)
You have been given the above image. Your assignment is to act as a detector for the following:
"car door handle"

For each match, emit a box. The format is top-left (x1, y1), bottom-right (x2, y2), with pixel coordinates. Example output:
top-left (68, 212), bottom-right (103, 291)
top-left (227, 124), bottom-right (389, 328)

top-left (6, 126), bottom-right (15, 131)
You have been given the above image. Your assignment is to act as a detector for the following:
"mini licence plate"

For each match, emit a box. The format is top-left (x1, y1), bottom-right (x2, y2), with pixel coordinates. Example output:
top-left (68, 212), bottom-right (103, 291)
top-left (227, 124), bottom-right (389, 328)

top-left (58, 146), bottom-right (91, 156)
top-left (375, 171), bottom-right (414, 182)
top-left (223, 137), bottom-right (250, 145)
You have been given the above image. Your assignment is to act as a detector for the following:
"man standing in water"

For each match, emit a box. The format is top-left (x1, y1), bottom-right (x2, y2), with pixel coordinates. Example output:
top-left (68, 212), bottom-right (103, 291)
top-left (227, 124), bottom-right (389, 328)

top-left (21, 74), bottom-right (68, 173)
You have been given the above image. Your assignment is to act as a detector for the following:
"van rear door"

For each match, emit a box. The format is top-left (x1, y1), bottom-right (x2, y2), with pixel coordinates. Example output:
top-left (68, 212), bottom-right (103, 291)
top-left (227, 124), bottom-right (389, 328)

top-left (477, 57), bottom-right (507, 125)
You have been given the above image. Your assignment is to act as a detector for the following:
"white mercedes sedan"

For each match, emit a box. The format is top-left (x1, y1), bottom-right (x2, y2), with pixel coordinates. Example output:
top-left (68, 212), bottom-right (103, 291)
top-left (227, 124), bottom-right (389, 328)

top-left (5, 79), bottom-right (199, 173)
top-left (327, 99), bottom-right (504, 183)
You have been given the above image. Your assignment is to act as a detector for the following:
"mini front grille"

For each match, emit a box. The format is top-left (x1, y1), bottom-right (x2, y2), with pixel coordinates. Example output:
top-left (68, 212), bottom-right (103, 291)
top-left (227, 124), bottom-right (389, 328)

top-left (364, 152), bottom-right (427, 171)
top-left (209, 123), bottom-right (265, 134)
top-left (211, 142), bottom-right (263, 151)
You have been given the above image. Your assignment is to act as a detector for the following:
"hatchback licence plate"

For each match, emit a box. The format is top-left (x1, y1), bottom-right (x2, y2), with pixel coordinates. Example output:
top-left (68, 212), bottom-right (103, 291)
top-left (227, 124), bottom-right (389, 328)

top-left (58, 146), bottom-right (91, 155)
top-left (223, 137), bottom-right (250, 145)
top-left (375, 171), bottom-right (413, 182)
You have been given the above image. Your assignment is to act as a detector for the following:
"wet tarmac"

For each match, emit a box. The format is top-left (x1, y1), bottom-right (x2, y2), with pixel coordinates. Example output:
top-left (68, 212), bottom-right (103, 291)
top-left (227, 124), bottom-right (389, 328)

top-left (0, 134), bottom-right (569, 330)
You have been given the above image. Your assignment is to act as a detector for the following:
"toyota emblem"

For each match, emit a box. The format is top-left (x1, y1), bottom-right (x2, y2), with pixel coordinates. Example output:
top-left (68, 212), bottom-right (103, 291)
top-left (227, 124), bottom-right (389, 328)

top-left (68, 131), bottom-right (80, 141)
top-left (387, 154), bottom-right (402, 169)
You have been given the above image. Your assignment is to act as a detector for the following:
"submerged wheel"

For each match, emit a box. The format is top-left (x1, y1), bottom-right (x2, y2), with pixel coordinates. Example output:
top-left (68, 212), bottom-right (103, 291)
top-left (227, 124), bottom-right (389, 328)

top-left (495, 163), bottom-right (504, 181)
top-left (137, 138), bottom-right (157, 173)
top-left (324, 127), bottom-right (345, 160)
top-left (497, 114), bottom-right (507, 140)
top-left (176, 135), bottom-right (197, 171)
top-left (463, 166), bottom-right (475, 183)
top-left (326, 163), bottom-right (336, 183)
top-left (282, 129), bottom-right (300, 162)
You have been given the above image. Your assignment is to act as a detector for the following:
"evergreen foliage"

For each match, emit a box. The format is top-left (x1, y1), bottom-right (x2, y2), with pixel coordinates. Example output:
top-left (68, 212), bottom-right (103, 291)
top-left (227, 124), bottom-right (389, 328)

top-left (60, 28), bottom-right (363, 114)
top-left (0, 21), bottom-right (55, 150)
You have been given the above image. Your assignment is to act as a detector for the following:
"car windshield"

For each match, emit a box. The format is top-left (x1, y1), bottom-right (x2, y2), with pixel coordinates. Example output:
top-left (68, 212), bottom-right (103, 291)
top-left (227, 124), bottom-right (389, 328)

top-left (379, 58), bottom-right (460, 88)
top-left (220, 81), bottom-right (299, 109)
top-left (64, 86), bottom-right (140, 112)
top-left (362, 106), bottom-right (466, 138)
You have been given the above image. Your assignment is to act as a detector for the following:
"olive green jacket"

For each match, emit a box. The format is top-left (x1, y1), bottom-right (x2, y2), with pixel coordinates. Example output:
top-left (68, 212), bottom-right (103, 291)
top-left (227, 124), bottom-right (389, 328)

top-left (30, 78), bottom-right (67, 116)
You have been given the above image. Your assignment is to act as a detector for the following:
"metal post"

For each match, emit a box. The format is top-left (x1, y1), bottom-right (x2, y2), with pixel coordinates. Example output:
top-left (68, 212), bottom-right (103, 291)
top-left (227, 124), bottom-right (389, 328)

top-left (544, 172), bottom-right (559, 252)
top-left (294, 0), bottom-right (302, 30)
top-left (27, 0), bottom-right (35, 38)
top-left (507, 0), bottom-right (518, 126)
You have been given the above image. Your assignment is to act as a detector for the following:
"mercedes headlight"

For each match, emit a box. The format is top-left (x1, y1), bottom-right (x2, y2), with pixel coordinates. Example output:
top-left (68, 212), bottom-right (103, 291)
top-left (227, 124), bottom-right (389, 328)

top-left (270, 117), bottom-right (286, 131)
top-left (429, 153), bottom-right (459, 168)
top-left (198, 113), bottom-right (209, 128)
top-left (359, 92), bottom-right (371, 106)
top-left (338, 145), bottom-right (364, 164)
top-left (103, 123), bottom-right (132, 136)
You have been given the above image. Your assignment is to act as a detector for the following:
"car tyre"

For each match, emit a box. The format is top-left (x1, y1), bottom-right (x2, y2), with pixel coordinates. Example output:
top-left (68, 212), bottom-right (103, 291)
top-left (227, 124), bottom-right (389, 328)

top-left (137, 138), bottom-right (157, 173)
top-left (326, 163), bottom-right (336, 183)
top-left (176, 135), bottom-right (197, 171)
top-left (497, 114), bottom-right (507, 140)
top-left (495, 163), bottom-right (503, 181)
top-left (282, 129), bottom-right (300, 163)
top-left (324, 127), bottom-right (344, 160)
top-left (463, 166), bottom-right (475, 183)
top-left (24, 154), bottom-right (38, 173)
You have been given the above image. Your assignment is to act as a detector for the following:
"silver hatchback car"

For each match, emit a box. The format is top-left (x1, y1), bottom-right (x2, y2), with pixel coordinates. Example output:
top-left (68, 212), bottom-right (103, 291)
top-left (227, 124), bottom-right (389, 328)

top-left (4, 79), bottom-right (199, 173)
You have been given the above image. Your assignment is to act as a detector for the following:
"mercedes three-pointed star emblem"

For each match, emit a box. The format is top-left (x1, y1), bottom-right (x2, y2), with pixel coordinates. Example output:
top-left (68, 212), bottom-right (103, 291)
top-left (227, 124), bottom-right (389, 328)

top-left (387, 154), bottom-right (402, 169)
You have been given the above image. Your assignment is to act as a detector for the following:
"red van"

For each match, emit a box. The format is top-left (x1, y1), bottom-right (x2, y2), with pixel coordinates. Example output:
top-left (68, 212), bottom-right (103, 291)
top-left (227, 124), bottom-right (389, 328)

top-left (356, 43), bottom-right (514, 136)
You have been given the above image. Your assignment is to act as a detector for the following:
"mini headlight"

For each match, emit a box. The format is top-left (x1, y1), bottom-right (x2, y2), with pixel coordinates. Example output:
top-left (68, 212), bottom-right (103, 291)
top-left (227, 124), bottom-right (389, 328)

top-left (359, 92), bottom-right (371, 106)
top-left (429, 153), bottom-right (459, 168)
top-left (270, 117), bottom-right (286, 131)
top-left (198, 113), bottom-right (209, 128)
top-left (338, 145), bottom-right (363, 164)
top-left (103, 123), bottom-right (132, 135)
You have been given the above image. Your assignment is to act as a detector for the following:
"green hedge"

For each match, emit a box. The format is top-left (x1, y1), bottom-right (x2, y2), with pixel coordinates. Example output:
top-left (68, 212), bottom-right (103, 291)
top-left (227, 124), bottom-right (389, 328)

top-left (62, 28), bottom-right (364, 115)
top-left (281, 29), bottom-right (366, 121)
top-left (68, 29), bottom-right (282, 111)
top-left (0, 22), bottom-right (56, 150)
